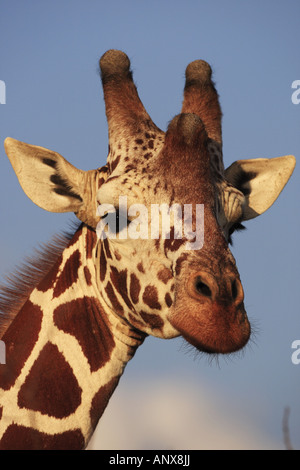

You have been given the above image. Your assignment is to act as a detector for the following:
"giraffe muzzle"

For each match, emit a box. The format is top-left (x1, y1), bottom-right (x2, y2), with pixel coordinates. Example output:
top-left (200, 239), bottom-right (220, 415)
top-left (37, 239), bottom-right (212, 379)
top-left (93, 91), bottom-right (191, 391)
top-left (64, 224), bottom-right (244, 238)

top-left (169, 270), bottom-right (251, 354)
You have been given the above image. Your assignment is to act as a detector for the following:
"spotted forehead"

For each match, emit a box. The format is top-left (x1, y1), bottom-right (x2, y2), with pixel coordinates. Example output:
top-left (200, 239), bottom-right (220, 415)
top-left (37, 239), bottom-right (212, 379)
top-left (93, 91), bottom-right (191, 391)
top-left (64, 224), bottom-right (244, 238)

top-left (103, 135), bottom-right (167, 207)
top-left (107, 128), bottom-right (165, 175)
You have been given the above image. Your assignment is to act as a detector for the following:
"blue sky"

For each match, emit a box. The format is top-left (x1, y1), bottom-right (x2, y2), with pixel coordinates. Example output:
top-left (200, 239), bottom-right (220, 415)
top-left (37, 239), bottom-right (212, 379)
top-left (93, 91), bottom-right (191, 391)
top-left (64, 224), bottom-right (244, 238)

top-left (0, 0), bottom-right (299, 449)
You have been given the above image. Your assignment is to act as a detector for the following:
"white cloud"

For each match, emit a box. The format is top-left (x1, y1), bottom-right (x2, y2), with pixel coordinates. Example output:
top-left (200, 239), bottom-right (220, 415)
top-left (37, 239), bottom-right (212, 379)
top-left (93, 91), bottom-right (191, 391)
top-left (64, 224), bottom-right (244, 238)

top-left (87, 378), bottom-right (281, 450)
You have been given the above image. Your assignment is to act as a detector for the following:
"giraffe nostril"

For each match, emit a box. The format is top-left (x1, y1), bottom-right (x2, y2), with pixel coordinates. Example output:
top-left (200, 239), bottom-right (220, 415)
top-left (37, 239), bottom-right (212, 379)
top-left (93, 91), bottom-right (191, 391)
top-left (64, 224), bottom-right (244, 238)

top-left (194, 276), bottom-right (212, 298)
top-left (230, 277), bottom-right (244, 305)
top-left (187, 272), bottom-right (218, 301)
top-left (231, 279), bottom-right (238, 300)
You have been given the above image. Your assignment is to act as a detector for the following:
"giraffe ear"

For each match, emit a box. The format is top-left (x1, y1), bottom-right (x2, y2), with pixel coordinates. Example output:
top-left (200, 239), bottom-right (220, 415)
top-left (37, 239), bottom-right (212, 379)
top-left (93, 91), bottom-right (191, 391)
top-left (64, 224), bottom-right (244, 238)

top-left (4, 137), bottom-right (99, 226)
top-left (225, 155), bottom-right (296, 220)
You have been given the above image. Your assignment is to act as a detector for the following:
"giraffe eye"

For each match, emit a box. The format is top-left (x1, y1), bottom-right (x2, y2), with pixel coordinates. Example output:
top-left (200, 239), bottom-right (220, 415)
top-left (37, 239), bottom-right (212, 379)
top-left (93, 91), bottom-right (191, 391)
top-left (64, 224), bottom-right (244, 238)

top-left (116, 208), bottom-right (131, 233)
top-left (102, 208), bottom-right (130, 235)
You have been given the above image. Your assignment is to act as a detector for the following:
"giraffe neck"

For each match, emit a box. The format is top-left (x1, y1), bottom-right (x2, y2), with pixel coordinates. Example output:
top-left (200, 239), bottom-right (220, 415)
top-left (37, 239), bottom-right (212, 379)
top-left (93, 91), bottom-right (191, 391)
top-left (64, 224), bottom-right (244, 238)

top-left (0, 225), bottom-right (145, 450)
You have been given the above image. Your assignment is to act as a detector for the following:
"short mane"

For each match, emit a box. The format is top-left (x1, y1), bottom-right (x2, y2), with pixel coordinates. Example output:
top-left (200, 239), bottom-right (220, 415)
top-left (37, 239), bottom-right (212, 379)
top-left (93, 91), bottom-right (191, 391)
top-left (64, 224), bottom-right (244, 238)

top-left (0, 221), bottom-right (82, 339)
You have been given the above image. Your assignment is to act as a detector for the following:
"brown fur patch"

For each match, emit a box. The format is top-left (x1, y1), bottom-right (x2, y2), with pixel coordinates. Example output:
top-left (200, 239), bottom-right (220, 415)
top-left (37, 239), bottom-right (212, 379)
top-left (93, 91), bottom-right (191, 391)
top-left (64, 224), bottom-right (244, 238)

top-left (86, 228), bottom-right (98, 259)
top-left (18, 342), bottom-right (82, 418)
top-left (140, 310), bottom-right (164, 329)
top-left (142, 285), bottom-right (161, 310)
top-left (84, 266), bottom-right (92, 286)
top-left (175, 253), bottom-right (189, 276)
top-left (53, 297), bottom-right (115, 372)
top-left (128, 312), bottom-right (145, 330)
top-left (163, 227), bottom-right (186, 254)
top-left (99, 245), bottom-right (107, 282)
top-left (105, 281), bottom-right (124, 315)
top-left (137, 262), bottom-right (145, 273)
top-left (103, 238), bottom-right (112, 259)
top-left (157, 268), bottom-right (173, 284)
top-left (164, 237), bottom-right (186, 253)
top-left (114, 249), bottom-right (122, 261)
top-left (37, 256), bottom-right (62, 293)
top-left (52, 250), bottom-right (81, 299)
top-left (0, 424), bottom-right (84, 450)
top-left (98, 177), bottom-right (105, 188)
top-left (90, 376), bottom-right (120, 430)
top-left (110, 267), bottom-right (133, 310)
top-left (0, 301), bottom-right (43, 390)
top-left (130, 273), bottom-right (141, 304)
top-left (111, 154), bottom-right (121, 172)
top-left (0, 224), bottom-right (81, 339)
top-left (165, 292), bottom-right (173, 307)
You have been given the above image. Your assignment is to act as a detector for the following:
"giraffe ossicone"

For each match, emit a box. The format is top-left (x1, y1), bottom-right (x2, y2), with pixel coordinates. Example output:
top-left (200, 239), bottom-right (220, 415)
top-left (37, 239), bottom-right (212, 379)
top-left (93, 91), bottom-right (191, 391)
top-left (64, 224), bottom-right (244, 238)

top-left (0, 49), bottom-right (296, 450)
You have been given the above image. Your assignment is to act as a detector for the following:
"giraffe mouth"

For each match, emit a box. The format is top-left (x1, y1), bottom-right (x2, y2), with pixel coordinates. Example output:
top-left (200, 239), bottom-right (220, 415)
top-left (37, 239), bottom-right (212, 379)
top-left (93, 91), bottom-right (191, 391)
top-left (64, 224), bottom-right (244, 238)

top-left (169, 301), bottom-right (251, 354)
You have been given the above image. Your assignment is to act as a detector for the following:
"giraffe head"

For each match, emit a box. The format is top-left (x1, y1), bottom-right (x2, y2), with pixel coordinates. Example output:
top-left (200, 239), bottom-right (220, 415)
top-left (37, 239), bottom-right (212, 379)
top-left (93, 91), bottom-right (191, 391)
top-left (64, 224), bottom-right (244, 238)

top-left (4, 50), bottom-right (295, 355)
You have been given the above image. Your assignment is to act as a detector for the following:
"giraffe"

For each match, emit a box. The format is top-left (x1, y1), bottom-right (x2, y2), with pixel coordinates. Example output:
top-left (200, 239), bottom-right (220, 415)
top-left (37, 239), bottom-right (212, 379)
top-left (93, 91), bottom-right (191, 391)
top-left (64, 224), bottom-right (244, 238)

top-left (0, 50), bottom-right (295, 450)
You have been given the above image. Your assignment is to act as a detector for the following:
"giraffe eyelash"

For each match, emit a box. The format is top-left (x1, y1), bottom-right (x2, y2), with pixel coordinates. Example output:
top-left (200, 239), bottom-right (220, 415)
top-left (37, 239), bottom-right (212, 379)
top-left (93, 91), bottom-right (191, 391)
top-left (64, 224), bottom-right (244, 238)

top-left (228, 222), bottom-right (246, 245)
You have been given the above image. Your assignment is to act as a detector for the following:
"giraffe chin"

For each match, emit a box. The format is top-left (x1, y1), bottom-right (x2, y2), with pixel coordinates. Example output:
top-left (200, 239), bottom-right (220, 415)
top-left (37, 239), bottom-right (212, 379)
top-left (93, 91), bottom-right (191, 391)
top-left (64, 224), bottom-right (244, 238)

top-left (168, 303), bottom-right (251, 355)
